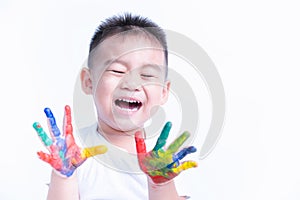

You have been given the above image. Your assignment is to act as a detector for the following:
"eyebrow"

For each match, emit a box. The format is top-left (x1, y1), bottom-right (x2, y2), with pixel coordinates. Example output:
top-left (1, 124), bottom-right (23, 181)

top-left (103, 59), bottom-right (126, 68)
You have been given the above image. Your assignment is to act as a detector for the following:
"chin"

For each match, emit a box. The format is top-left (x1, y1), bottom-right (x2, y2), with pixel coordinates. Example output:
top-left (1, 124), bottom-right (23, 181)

top-left (112, 117), bottom-right (145, 133)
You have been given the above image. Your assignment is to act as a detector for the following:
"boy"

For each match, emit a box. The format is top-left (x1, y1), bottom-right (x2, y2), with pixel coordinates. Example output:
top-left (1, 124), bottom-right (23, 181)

top-left (33, 13), bottom-right (197, 199)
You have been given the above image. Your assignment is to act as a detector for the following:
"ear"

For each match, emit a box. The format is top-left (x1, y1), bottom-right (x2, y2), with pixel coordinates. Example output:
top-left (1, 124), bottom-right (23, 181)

top-left (80, 68), bottom-right (93, 95)
top-left (160, 80), bottom-right (171, 105)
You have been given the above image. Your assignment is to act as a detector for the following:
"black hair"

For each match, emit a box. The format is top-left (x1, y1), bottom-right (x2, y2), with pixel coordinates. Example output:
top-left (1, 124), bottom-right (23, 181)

top-left (89, 13), bottom-right (168, 67)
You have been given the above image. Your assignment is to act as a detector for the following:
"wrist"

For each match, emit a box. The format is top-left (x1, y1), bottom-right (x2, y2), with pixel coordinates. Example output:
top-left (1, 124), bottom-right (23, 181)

top-left (51, 169), bottom-right (77, 179)
top-left (147, 176), bottom-right (174, 188)
top-left (147, 177), bottom-right (190, 200)
top-left (148, 177), bottom-right (182, 200)
top-left (47, 169), bottom-right (79, 200)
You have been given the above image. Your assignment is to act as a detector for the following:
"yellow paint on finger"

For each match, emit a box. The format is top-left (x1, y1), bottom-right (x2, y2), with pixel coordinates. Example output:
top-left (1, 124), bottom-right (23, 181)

top-left (172, 161), bottom-right (198, 174)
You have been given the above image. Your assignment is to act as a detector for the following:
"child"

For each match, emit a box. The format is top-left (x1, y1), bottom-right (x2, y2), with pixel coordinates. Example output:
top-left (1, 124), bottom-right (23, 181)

top-left (33, 13), bottom-right (197, 200)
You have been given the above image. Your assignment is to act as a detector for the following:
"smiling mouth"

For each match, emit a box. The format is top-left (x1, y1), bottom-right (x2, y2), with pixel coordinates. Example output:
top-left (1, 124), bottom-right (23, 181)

top-left (115, 98), bottom-right (143, 112)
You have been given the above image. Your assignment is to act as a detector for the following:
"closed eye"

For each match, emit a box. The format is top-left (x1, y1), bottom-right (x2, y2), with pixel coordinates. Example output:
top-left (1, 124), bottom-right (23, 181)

top-left (109, 70), bottom-right (125, 74)
top-left (141, 74), bottom-right (155, 78)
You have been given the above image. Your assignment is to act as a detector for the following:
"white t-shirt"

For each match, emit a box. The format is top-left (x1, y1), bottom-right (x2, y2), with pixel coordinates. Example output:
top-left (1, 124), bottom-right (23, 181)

top-left (76, 123), bottom-right (194, 200)
top-left (76, 124), bottom-right (148, 200)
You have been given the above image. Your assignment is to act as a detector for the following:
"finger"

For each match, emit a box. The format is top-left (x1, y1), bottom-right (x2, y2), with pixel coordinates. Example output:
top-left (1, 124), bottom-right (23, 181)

top-left (135, 131), bottom-right (147, 154)
top-left (167, 146), bottom-right (197, 168)
top-left (63, 105), bottom-right (73, 137)
top-left (37, 151), bottom-right (63, 170)
top-left (33, 122), bottom-right (53, 147)
top-left (37, 151), bottom-right (52, 163)
top-left (81, 145), bottom-right (107, 158)
top-left (166, 131), bottom-right (190, 155)
top-left (134, 131), bottom-right (149, 172)
top-left (171, 160), bottom-right (198, 174)
top-left (63, 105), bottom-right (75, 148)
top-left (44, 107), bottom-right (61, 138)
top-left (153, 121), bottom-right (172, 151)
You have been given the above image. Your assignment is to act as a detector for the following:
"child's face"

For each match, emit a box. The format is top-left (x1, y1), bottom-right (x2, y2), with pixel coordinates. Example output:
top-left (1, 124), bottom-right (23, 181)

top-left (83, 34), bottom-right (170, 132)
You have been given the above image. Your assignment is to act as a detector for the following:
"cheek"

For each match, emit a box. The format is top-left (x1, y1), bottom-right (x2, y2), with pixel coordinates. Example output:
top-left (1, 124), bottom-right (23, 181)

top-left (142, 86), bottom-right (164, 118)
top-left (95, 76), bottom-right (119, 94)
top-left (94, 77), bottom-right (119, 105)
top-left (144, 85), bottom-right (164, 103)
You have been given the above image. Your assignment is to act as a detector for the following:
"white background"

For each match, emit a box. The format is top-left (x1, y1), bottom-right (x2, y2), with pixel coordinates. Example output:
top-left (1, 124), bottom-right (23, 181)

top-left (1, 0), bottom-right (300, 199)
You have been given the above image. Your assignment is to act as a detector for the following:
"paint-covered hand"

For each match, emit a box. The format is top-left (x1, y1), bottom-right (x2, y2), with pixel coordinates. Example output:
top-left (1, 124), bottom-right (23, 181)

top-left (135, 122), bottom-right (198, 184)
top-left (33, 105), bottom-right (107, 177)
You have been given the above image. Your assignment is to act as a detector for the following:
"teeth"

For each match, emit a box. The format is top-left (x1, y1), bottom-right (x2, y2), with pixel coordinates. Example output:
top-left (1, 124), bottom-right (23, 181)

top-left (118, 98), bottom-right (141, 104)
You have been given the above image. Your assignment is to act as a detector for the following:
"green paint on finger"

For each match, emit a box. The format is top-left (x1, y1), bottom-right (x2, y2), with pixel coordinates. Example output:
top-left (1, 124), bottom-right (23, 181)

top-left (33, 122), bottom-right (53, 146)
top-left (166, 131), bottom-right (190, 154)
top-left (153, 122), bottom-right (172, 151)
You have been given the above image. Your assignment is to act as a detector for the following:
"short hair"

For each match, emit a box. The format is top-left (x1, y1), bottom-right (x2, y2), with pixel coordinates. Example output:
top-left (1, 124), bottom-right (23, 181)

top-left (89, 13), bottom-right (168, 71)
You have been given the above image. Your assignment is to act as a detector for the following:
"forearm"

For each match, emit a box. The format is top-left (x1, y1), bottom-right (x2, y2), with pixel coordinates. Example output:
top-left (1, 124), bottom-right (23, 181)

top-left (148, 178), bottom-right (185, 200)
top-left (47, 170), bottom-right (79, 200)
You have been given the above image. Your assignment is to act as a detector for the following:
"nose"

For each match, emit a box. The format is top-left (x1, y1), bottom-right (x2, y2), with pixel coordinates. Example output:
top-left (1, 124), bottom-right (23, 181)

top-left (119, 71), bottom-right (142, 91)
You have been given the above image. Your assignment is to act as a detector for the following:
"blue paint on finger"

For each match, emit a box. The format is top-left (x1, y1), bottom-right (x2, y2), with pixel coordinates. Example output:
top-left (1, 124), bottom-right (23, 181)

top-left (177, 146), bottom-right (197, 160)
top-left (167, 146), bottom-right (197, 169)
top-left (44, 107), bottom-right (61, 137)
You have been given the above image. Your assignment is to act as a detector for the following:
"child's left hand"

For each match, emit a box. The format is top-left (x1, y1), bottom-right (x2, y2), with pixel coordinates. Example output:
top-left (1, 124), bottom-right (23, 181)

top-left (135, 122), bottom-right (198, 184)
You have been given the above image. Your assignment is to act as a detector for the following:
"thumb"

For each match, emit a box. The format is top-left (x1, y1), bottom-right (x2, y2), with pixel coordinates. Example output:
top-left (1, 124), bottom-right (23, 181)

top-left (81, 145), bottom-right (107, 158)
top-left (171, 161), bottom-right (198, 174)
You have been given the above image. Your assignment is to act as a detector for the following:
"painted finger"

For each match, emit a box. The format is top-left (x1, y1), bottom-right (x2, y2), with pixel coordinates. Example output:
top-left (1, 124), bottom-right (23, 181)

top-left (63, 105), bottom-right (75, 148)
top-left (37, 151), bottom-right (52, 163)
top-left (81, 145), bottom-right (108, 158)
top-left (37, 151), bottom-right (63, 170)
top-left (33, 122), bottom-right (53, 147)
top-left (63, 105), bottom-right (73, 137)
top-left (171, 160), bottom-right (198, 174)
top-left (135, 131), bottom-right (147, 154)
top-left (153, 121), bottom-right (172, 151)
top-left (167, 146), bottom-right (197, 168)
top-left (166, 131), bottom-right (190, 154)
top-left (44, 107), bottom-right (61, 138)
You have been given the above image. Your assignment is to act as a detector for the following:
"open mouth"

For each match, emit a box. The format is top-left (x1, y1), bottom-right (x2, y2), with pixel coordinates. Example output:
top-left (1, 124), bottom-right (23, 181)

top-left (115, 98), bottom-right (143, 112)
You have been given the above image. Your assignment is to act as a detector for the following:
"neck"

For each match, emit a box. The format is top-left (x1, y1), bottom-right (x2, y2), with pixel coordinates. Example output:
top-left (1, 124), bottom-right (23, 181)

top-left (96, 120), bottom-right (145, 154)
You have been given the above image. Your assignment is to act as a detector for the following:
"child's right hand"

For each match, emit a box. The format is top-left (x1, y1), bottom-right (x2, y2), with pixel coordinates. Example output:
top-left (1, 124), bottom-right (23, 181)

top-left (33, 105), bottom-right (107, 177)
